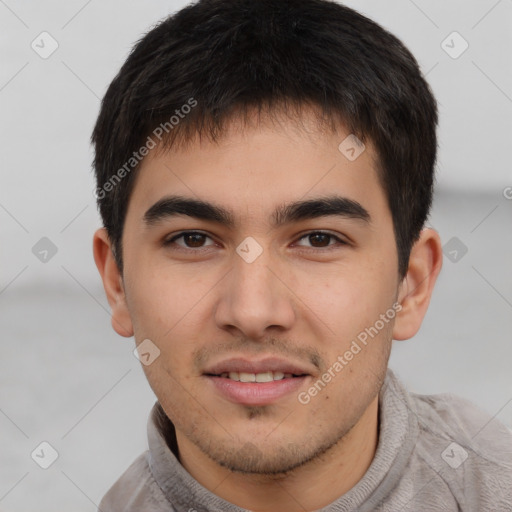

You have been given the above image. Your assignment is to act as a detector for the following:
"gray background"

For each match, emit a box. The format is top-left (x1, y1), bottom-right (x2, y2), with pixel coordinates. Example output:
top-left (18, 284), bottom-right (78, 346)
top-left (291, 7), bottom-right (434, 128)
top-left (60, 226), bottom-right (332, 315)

top-left (0, 0), bottom-right (511, 510)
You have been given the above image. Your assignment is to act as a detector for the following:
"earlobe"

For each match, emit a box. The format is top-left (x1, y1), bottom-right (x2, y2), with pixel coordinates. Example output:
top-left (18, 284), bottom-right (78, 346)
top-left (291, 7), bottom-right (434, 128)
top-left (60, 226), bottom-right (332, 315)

top-left (93, 228), bottom-right (134, 338)
top-left (392, 228), bottom-right (443, 341)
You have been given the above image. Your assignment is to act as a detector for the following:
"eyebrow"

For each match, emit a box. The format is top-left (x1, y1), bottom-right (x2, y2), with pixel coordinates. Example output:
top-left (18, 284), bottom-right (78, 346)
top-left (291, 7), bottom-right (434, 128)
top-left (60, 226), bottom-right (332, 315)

top-left (143, 195), bottom-right (371, 227)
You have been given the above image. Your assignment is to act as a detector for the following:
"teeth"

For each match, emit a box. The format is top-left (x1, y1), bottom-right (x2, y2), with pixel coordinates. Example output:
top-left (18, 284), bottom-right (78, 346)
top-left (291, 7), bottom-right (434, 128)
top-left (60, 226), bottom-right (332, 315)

top-left (222, 371), bottom-right (291, 382)
top-left (255, 371), bottom-right (273, 383)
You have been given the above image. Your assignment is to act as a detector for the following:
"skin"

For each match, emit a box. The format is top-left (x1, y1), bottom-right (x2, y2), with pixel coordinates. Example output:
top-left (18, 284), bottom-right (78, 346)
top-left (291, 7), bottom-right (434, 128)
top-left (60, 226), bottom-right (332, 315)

top-left (94, 109), bottom-right (443, 511)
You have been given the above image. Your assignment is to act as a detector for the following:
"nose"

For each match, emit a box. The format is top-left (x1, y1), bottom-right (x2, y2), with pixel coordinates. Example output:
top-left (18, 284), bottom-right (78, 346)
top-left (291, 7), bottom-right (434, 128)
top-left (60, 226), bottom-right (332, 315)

top-left (214, 247), bottom-right (296, 340)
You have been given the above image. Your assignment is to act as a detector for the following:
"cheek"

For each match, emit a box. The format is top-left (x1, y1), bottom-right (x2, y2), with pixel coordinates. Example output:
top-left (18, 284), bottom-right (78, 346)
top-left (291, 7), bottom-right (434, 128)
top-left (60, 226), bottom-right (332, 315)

top-left (299, 260), bottom-right (394, 333)
top-left (124, 264), bottom-right (214, 375)
top-left (125, 255), bottom-right (213, 335)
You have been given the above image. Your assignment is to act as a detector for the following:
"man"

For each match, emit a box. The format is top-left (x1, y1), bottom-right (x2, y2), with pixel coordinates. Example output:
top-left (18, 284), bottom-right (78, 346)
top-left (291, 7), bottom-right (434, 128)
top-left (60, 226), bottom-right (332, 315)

top-left (92, 0), bottom-right (512, 510)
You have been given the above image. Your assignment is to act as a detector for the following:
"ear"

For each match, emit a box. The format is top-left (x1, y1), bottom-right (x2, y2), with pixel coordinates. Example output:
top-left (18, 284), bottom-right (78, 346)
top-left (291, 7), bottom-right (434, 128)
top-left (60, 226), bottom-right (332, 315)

top-left (393, 228), bottom-right (443, 341)
top-left (93, 228), bottom-right (134, 338)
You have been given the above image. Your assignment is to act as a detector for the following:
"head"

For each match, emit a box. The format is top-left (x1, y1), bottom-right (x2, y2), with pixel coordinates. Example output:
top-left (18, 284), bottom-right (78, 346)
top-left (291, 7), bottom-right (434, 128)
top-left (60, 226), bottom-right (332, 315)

top-left (92, 0), bottom-right (442, 475)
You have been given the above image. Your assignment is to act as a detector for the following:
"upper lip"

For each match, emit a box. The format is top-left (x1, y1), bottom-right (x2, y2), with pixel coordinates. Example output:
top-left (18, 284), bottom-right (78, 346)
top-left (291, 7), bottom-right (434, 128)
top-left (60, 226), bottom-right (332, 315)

top-left (203, 357), bottom-right (312, 376)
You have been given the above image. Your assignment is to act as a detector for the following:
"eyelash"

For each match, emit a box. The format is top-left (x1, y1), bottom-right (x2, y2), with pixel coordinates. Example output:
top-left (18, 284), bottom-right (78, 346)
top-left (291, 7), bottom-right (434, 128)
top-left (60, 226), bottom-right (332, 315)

top-left (163, 230), bottom-right (348, 252)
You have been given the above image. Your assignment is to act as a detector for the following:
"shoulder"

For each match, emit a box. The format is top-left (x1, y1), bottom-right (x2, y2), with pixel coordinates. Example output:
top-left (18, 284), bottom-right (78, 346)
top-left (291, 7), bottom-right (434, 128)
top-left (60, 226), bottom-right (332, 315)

top-left (98, 451), bottom-right (175, 512)
top-left (411, 390), bottom-right (512, 461)
top-left (409, 389), bottom-right (512, 508)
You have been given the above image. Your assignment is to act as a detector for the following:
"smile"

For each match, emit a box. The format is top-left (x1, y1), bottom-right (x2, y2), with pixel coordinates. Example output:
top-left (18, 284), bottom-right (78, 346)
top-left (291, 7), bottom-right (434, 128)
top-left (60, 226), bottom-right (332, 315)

top-left (216, 371), bottom-right (302, 382)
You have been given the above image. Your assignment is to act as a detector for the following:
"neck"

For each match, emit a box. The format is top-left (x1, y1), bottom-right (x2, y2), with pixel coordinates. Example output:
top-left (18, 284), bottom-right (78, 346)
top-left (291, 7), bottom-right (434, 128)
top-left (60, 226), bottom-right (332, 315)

top-left (175, 395), bottom-right (379, 512)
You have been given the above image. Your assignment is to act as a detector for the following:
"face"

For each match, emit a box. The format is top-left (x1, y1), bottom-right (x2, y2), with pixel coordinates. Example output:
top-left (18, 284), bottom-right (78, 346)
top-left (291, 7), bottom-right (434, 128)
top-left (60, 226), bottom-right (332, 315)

top-left (117, 111), bottom-right (401, 474)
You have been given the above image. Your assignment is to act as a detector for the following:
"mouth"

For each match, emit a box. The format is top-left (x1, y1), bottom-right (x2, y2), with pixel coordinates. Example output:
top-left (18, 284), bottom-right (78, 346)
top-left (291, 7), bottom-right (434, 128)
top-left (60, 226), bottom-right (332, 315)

top-left (210, 371), bottom-right (305, 382)
top-left (203, 357), bottom-right (312, 406)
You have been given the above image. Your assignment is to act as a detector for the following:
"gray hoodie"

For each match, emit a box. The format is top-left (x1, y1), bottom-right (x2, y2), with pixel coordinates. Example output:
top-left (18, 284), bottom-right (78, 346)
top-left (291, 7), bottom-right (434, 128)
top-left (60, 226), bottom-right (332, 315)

top-left (98, 368), bottom-right (512, 511)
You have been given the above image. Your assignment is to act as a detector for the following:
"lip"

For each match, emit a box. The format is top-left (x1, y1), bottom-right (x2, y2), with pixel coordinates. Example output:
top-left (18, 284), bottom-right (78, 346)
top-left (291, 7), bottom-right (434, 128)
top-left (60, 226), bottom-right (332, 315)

top-left (203, 356), bottom-right (313, 406)
top-left (203, 357), bottom-right (312, 376)
top-left (206, 374), bottom-right (309, 406)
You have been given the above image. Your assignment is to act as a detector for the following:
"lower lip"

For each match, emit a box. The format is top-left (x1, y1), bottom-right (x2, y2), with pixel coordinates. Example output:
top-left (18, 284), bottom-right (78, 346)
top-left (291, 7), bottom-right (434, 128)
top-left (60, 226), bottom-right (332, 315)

top-left (206, 376), bottom-right (308, 406)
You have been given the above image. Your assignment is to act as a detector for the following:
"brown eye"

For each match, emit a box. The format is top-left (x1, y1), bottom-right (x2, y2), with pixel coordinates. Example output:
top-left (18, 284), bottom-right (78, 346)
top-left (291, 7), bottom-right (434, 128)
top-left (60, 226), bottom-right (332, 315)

top-left (182, 233), bottom-right (207, 247)
top-left (165, 231), bottom-right (215, 249)
top-left (295, 231), bottom-right (346, 249)
top-left (308, 233), bottom-right (331, 247)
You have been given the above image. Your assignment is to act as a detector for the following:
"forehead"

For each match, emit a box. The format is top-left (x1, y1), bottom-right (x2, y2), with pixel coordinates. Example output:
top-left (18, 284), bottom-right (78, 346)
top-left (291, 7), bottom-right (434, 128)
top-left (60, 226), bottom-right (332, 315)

top-left (128, 108), bottom-right (388, 227)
